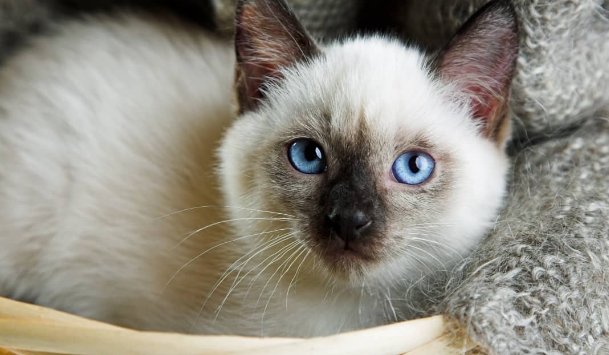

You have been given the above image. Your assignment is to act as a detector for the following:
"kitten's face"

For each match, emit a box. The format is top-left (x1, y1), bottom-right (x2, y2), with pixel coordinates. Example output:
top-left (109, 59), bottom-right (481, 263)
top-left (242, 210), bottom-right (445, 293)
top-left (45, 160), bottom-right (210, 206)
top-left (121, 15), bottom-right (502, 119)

top-left (220, 0), bottom-right (518, 286)
top-left (221, 39), bottom-right (508, 284)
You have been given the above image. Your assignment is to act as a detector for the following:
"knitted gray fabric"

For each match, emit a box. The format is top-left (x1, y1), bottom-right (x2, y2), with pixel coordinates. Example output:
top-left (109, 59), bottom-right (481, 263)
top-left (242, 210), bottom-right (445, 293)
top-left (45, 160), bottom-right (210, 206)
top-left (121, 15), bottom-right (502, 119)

top-left (395, 0), bottom-right (609, 138)
top-left (212, 0), bottom-right (362, 39)
top-left (440, 115), bottom-right (609, 354)
top-left (391, 2), bottom-right (609, 353)
top-left (286, 0), bottom-right (361, 40)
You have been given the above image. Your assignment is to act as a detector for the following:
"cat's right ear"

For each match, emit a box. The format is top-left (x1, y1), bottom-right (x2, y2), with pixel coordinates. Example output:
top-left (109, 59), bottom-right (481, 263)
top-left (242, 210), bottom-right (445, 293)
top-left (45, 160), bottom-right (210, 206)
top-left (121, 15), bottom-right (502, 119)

top-left (437, 0), bottom-right (519, 144)
top-left (234, 0), bottom-right (319, 113)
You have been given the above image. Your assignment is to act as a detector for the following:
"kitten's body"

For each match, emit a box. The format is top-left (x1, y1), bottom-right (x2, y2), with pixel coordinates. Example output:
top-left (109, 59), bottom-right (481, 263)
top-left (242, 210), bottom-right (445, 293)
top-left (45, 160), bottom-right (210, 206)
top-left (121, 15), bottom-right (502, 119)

top-left (0, 13), bottom-right (388, 336)
top-left (0, 1), bottom-right (517, 336)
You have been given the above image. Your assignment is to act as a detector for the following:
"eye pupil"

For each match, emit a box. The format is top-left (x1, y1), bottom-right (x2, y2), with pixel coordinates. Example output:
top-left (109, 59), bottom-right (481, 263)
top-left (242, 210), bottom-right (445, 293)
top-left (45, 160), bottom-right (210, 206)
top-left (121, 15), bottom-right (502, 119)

top-left (304, 145), bottom-right (322, 162)
top-left (408, 156), bottom-right (421, 174)
top-left (288, 139), bottom-right (327, 174)
top-left (392, 151), bottom-right (435, 185)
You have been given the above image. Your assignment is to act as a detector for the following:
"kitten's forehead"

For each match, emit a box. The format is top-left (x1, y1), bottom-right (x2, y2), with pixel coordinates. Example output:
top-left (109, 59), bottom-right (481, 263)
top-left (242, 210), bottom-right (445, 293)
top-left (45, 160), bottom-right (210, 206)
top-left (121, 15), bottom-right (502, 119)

top-left (272, 36), bottom-right (471, 148)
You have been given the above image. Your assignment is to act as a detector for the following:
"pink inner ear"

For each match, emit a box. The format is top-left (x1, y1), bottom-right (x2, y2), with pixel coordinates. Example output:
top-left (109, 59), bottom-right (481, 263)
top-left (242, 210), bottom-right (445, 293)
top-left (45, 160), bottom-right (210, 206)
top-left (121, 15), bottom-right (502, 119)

top-left (438, 2), bottom-right (518, 137)
top-left (241, 58), bottom-right (279, 101)
top-left (442, 43), bottom-right (516, 117)
top-left (458, 52), bottom-right (514, 122)
top-left (235, 0), bottom-right (319, 111)
top-left (236, 5), bottom-right (280, 101)
top-left (469, 85), bottom-right (499, 122)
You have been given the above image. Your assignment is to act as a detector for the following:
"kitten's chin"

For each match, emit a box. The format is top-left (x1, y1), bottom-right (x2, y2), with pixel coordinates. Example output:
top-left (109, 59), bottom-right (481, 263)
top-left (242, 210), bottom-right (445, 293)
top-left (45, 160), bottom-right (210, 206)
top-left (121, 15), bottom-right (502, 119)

top-left (313, 239), bottom-right (383, 282)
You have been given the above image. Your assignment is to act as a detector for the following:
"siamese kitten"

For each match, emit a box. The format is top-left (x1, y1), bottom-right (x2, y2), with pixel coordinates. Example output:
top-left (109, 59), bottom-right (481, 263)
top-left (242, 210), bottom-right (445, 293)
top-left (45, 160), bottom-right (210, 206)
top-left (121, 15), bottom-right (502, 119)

top-left (0, 0), bottom-right (518, 337)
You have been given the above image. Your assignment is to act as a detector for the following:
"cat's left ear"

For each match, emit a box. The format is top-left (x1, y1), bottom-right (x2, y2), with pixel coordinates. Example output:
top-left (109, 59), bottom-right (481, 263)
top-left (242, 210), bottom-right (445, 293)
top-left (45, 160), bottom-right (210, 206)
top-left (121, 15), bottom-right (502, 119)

top-left (437, 0), bottom-right (519, 144)
top-left (234, 0), bottom-right (319, 113)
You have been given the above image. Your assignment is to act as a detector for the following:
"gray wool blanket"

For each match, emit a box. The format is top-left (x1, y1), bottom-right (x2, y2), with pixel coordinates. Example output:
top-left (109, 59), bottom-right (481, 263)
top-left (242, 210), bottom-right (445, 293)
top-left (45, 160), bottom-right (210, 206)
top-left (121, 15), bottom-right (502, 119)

top-left (2, 0), bottom-right (609, 354)
top-left (396, 1), bottom-right (609, 354)
top-left (443, 117), bottom-right (609, 354)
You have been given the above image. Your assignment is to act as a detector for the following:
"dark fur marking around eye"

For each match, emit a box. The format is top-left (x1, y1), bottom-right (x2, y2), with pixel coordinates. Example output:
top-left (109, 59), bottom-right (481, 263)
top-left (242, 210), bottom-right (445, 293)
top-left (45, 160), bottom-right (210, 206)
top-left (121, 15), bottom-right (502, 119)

top-left (312, 123), bottom-right (389, 261)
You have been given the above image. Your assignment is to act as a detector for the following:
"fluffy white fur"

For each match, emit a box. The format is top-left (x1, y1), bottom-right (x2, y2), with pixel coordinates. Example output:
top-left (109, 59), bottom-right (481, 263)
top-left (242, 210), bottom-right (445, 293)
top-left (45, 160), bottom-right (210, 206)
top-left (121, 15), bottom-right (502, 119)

top-left (0, 12), bottom-right (508, 336)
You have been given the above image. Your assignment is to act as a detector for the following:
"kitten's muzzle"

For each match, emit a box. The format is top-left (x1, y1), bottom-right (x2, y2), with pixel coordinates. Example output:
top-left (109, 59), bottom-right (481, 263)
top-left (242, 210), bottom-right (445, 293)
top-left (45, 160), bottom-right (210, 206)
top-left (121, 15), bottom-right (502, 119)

top-left (326, 209), bottom-right (372, 249)
top-left (319, 177), bottom-right (380, 255)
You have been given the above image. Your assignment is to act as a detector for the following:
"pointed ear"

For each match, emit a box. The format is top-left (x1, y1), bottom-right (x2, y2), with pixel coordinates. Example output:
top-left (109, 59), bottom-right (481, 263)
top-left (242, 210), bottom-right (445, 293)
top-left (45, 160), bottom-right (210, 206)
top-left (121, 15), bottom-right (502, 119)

top-left (234, 0), bottom-right (319, 113)
top-left (437, 0), bottom-right (519, 143)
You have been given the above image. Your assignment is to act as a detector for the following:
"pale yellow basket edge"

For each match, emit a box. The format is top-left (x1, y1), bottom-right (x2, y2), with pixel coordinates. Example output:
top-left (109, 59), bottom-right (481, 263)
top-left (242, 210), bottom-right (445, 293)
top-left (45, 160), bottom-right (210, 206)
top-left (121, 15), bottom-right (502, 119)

top-left (0, 297), bottom-right (481, 355)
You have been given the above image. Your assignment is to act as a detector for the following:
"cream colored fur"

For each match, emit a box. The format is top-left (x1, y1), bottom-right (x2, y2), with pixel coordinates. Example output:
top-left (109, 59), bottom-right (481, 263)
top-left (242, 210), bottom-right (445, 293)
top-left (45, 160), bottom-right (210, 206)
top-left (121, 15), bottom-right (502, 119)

top-left (0, 13), bottom-right (508, 336)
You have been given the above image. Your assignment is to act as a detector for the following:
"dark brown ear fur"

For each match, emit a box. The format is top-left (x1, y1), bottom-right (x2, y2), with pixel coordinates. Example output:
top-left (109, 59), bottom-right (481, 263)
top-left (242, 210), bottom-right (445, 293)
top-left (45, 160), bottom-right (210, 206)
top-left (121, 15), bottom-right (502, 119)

top-left (437, 0), bottom-right (519, 143)
top-left (234, 0), bottom-right (319, 113)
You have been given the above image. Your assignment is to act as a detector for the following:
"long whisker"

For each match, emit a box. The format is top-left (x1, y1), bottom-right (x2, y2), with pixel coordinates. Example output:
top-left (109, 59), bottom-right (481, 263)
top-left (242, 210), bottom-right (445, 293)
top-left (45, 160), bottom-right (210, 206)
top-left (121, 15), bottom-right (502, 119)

top-left (398, 249), bottom-right (427, 275)
top-left (285, 249), bottom-right (310, 309)
top-left (211, 239), bottom-right (300, 325)
top-left (239, 238), bottom-right (304, 303)
top-left (406, 222), bottom-right (458, 227)
top-left (155, 205), bottom-right (296, 219)
top-left (212, 238), bottom-right (300, 320)
top-left (400, 244), bottom-right (446, 270)
top-left (161, 228), bottom-right (292, 294)
top-left (187, 233), bottom-right (293, 331)
top-left (264, 244), bottom-right (307, 312)
top-left (260, 244), bottom-right (306, 335)
top-left (254, 241), bottom-right (302, 308)
top-left (322, 282), bottom-right (338, 303)
top-left (356, 280), bottom-right (368, 326)
top-left (172, 217), bottom-right (294, 249)
top-left (384, 290), bottom-right (398, 322)
top-left (205, 233), bottom-right (295, 308)
top-left (408, 237), bottom-right (464, 258)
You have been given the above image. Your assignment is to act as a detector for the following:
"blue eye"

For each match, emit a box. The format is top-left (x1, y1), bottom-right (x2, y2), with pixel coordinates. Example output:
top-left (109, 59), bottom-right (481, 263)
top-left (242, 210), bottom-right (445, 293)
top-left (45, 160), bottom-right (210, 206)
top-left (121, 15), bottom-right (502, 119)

top-left (392, 151), bottom-right (435, 185)
top-left (288, 139), bottom-right (327, 174)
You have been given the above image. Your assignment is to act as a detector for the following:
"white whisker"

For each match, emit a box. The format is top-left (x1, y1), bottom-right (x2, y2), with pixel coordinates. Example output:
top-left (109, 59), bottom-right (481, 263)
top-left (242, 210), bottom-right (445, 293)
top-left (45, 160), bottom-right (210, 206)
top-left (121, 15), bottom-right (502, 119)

top-left (206, 233), bottom-right (295, 305)
top-left (161, 228), bottom-right (292, 294)
top-left (254, 241), bottom-right (302, 308)
top-left (285, 249), bottom-right (310, 309)
top-left (188, 233), bottom-right (294, 331)
top-left (155, 205), bottom-right (296, 219)
top-left (259, 243), bottom-right (305, 335)
top-left (172, 217), bottom-right (294, 249)
top-left (212, 238), bottom-right (299, 321)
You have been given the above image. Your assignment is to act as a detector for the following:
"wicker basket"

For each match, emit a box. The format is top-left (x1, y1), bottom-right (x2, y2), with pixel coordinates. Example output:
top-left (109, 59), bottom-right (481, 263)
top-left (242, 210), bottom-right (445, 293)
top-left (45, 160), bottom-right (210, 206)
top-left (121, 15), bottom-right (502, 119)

top-left (0, 297), bottom-right (480, 355)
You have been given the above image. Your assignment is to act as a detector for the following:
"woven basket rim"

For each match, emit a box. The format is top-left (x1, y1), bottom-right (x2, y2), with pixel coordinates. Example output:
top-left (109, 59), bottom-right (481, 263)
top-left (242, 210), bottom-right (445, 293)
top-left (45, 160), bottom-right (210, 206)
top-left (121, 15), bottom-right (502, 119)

top-left (0, 296), bottom-right (478, 355)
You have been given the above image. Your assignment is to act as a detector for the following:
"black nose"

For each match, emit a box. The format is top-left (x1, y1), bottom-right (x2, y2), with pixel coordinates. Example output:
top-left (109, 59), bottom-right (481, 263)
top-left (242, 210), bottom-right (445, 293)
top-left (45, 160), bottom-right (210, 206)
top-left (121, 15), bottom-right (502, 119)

top-left (326, 210), bottom-right (372, 245)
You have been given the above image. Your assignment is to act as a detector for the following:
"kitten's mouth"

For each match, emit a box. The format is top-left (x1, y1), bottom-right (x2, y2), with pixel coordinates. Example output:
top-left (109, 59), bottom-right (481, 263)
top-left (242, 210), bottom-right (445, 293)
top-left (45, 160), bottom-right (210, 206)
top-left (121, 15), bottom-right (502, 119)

top-left (334, 236), bottom-right (375, 258)
top-left (313, 231), bottom-right (382, 276)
